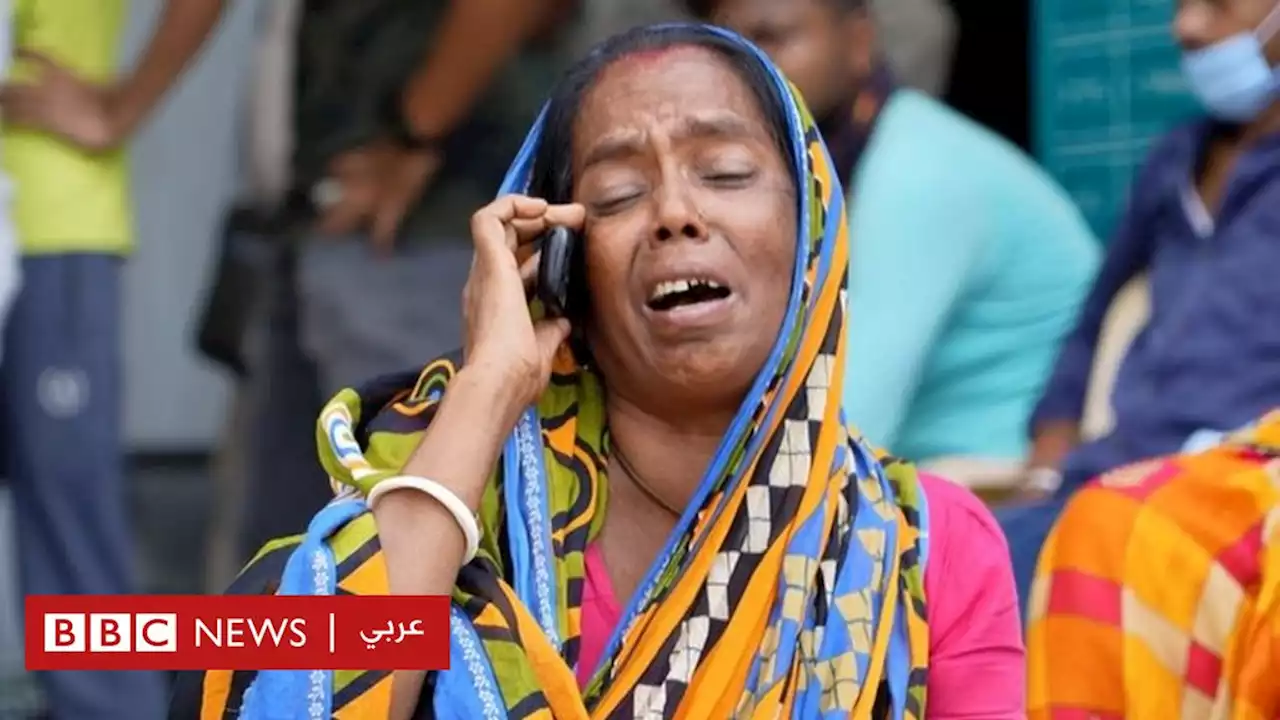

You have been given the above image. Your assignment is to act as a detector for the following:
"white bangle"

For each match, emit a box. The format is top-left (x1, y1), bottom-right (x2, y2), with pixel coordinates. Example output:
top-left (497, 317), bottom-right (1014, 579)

top-left (365, 475), bottom-right (482, 564)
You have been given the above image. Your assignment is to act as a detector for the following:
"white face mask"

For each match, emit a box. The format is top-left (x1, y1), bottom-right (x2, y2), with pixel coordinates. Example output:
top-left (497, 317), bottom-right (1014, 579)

top-left (1180, 2), bottom-right (1280, 122)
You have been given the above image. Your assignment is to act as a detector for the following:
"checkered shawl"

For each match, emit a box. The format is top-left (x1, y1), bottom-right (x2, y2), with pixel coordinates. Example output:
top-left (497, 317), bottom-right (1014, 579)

top-left (1028, 410), bottom-right (1280, 719)
top-left (194, 24), bottom-right (930, 720)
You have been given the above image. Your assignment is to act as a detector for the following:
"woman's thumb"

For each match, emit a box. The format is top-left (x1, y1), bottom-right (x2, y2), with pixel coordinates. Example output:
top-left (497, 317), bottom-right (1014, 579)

top-left (532, 318), bottom-right (571, 361)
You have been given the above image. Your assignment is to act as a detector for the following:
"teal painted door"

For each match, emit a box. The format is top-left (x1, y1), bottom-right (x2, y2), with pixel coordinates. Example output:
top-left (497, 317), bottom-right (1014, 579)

top-left (1033, 0), bottom-right (1199, 240)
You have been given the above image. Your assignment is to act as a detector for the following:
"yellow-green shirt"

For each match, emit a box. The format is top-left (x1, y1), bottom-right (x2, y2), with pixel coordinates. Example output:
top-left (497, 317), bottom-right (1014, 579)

top-left (4, 0), bottom-right (131, 255)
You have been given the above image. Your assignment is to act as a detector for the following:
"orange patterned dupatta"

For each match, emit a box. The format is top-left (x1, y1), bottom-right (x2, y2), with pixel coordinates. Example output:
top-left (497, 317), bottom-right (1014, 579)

top-left (1027, 410), bottom-right (1280, 719)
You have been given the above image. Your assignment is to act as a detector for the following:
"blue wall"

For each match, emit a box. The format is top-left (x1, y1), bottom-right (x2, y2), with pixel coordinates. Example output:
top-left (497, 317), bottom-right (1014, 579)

top-left (1033, 0), bottom-right (1198, 240)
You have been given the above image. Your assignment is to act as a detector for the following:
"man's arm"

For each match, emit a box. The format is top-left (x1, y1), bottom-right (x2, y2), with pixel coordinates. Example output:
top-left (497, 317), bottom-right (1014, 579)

top-left (398, 0), bottom-right (568, 141)
top-left (1026, 170), bottom-right (1160, 472)
top-left (0, 0), bottom-right (225, 151)
top-left (109, 0), bottom-right (228, 142)
top-left (323, 0), bottom-right (569, 246)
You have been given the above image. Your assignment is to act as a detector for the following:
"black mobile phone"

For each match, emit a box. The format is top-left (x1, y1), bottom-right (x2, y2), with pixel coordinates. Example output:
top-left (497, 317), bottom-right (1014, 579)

top-left (536, 225), bottom-right (578, 318)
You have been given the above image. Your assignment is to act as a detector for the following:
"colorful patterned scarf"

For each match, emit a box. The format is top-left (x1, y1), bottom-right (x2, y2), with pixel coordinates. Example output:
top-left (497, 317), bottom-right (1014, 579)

top-left (186, 24), bottom-right (930, 720)
top-left (1028, 410), bottom-right (1280, 719)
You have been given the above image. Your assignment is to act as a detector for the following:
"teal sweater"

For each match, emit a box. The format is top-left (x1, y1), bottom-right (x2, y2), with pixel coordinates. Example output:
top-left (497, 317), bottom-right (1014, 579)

top-left (842, 90), bottom-right (1100, 462)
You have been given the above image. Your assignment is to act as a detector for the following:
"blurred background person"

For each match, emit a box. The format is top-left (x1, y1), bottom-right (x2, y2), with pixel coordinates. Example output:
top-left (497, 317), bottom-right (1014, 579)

top-left (871, 0), bottom-right (956, 97)
top-left (577, 0), bottom-right (958, 96)
top-left (1027, 411), bottom-right (1280, 717)
top-left (689, 0), bottom-right (1101, 488)
top-left (569, 0), bottom-right (687, 54)
top-left (998, 0), bottom-right (1280, 615)
top-left (0, 0), bottom-right (226, 716)
top-left (233, 0), bottom-right (582, 559)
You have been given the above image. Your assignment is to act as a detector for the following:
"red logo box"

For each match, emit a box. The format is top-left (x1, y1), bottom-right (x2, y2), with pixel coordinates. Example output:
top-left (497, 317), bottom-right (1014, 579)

top-left (26, 595), bottom-right (450, 671)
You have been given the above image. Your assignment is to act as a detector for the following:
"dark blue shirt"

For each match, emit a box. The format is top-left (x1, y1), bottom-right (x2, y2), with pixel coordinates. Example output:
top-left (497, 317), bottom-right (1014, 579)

top-left (1032, 121), bottom-right (1280, 490)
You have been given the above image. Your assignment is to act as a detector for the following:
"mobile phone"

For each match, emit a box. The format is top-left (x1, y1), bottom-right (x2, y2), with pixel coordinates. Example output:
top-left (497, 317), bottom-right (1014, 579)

top-left (536, 225), bottom-right (578, 318)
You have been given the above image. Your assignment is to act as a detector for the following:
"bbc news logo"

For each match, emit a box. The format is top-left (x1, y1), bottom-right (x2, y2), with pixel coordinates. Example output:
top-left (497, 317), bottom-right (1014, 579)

top-left (45, 613), bottom-right (177, 652)
top-left (26, 596), bottom-right (450, 671)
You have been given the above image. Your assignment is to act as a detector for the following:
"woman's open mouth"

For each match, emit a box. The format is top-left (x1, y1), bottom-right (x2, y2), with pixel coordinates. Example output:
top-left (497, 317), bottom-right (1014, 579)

top-left (646, 277), bottom-right (732, 311)
top-left (642, 275), bottom-right (737, 334)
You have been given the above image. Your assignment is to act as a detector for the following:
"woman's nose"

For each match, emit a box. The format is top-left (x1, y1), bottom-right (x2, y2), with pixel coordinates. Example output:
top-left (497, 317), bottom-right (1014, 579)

top-left (652, 180), bottom-right (708, 243)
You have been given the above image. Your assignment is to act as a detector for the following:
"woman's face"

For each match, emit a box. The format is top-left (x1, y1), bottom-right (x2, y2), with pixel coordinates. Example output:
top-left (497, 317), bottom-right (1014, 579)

top-left (571, 45), bottom-right (797, 412)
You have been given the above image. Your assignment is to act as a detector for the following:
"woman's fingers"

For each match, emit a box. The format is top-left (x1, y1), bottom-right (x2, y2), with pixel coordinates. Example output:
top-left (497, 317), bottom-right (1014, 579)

top-left (509, 218), bottom-right (548, 243)
top-left (532, 317), bottom-right (572, 365)
top-left (470, 197), bottom-right (583, 300)
top-left (543, 202), bottom-right (587, 231)
top-left (518, 203), bottom-right (586, 246)
top-left (461, 196), bottom-right (576, 410)
top-left (474, 197), bottom-right (584, 249)
top-left (477, 194), bottom-right (549, 225)
top-left (508, 205), bottom-right (586, 245)
top-left (519, 252), bottom-right (541, 293)
top-left (470, 195), bottom-right (547, 254)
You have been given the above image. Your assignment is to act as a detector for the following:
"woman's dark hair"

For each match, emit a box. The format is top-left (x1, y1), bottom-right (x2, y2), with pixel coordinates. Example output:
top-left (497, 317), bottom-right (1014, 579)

top-left (526, 24), bottom-right (796, 205)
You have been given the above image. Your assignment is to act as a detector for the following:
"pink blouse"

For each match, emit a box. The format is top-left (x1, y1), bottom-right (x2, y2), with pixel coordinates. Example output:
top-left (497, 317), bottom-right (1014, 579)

top-left (576, 474), bottom-right (1026, 717)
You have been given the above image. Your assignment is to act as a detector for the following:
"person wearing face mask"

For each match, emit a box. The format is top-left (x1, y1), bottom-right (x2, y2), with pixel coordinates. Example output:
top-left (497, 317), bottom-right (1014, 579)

top-left (997, 0), bottom-right (1280, 622)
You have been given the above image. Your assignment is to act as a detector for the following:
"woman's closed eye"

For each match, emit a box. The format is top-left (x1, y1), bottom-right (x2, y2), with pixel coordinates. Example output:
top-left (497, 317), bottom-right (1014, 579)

top-left (588, 187), bottom-right (645, 215)
top-left (702, 168), bottom-right (756, 187)
top-left (697, 154), bottom-right (759, 188)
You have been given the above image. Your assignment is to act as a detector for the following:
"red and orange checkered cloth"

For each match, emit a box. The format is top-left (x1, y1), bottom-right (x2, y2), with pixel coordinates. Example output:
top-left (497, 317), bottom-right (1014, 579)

top-left (1028, 411), bottom-right (1280, 720)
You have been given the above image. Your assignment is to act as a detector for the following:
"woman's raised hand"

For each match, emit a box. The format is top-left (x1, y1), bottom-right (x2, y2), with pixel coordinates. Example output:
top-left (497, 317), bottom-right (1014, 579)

top-left (375, 193), bottom-right (582, 719)
top-left (462, 195), bottom-right (586, 411)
